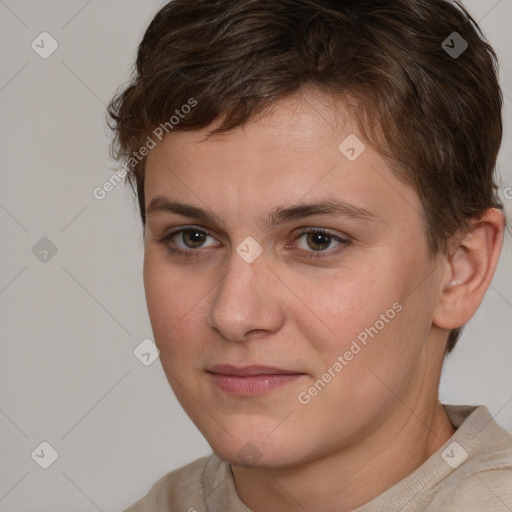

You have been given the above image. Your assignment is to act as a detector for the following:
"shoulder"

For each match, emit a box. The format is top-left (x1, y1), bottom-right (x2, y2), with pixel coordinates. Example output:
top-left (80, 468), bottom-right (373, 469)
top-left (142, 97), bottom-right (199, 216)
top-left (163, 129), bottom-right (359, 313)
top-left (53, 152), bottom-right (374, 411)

top-left (440, 467), bottom-right (512, 511)
top-left (366, 406), bottom-right (512, 511)
top-left (122, 453), bottom-right (221, 512)
top-left (432, 405), bottom-right (512, 511)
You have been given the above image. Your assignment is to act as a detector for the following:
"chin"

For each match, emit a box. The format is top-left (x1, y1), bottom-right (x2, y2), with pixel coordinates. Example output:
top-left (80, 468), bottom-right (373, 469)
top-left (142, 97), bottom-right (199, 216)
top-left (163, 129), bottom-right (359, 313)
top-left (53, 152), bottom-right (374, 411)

top-left (204, 425), bottom-right (303, 469)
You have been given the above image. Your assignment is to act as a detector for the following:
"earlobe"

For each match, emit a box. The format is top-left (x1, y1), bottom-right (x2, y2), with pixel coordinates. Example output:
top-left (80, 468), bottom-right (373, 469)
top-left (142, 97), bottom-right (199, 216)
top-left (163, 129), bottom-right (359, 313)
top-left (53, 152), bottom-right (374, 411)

top-left (433, 208), bottom-right (505, 331)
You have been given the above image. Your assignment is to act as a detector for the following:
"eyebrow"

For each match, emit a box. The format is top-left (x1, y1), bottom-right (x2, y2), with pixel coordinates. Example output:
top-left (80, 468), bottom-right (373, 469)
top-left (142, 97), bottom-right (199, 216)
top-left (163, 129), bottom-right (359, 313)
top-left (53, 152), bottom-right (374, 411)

top-left (145, 195), bottom-right (378, 229)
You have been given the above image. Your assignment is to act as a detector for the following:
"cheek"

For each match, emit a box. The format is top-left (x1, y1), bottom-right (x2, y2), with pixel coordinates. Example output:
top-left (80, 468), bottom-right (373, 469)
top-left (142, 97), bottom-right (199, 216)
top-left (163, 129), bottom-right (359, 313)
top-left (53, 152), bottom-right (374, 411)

top-left (143, 252), bottom-right (206, 354)
top-left (288, 265), bottom-right (404, 360)
top-left (292, 250), bottom-right (430, 395)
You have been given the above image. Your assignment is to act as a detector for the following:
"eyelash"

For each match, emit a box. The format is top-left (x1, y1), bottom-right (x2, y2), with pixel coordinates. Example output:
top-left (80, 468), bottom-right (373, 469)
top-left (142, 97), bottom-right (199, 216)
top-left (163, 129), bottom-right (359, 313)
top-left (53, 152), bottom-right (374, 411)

top-left (156, 225), bottom-right (351, 261)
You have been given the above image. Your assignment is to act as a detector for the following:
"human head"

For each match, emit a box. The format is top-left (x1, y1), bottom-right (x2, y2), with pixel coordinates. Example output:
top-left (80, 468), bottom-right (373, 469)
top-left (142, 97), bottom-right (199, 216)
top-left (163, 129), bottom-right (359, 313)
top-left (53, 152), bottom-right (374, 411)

top-left (106, 0), bottom-right (507, 474)
top-left (107, 0), bottom-right (505, 354)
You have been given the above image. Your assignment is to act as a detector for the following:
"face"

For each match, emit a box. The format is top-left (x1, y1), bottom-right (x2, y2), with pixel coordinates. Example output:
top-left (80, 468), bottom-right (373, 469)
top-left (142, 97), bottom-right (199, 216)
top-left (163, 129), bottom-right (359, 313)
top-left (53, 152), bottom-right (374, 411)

top-left (143, 90), bottom-right (445, 468)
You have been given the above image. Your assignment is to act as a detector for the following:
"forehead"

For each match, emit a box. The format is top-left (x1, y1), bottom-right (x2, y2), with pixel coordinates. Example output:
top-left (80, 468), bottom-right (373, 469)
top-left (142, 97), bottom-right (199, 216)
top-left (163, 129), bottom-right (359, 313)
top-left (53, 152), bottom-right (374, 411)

top-left (143, 91), bottom-right (421, 229)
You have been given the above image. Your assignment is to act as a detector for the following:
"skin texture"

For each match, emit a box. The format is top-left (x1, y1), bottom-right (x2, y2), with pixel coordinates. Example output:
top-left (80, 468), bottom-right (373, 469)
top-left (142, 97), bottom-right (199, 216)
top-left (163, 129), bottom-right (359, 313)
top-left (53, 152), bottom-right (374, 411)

top-left (142, 89), bottom-right (504, 512)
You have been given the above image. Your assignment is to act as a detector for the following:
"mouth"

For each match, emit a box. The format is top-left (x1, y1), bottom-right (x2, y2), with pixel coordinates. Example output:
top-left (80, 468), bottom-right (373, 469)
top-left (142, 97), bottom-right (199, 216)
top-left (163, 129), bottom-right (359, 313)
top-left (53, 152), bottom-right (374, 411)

top-left (208, 364), bottom-right (304, 376)
top-left (207, 364), bottom-right (307, 395)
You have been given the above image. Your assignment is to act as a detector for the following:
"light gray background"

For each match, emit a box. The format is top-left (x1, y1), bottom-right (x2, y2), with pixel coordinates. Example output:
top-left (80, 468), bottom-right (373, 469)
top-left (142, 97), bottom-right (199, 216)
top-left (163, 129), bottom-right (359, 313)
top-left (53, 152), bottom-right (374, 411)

top-left (0, 1), bottom-right (511, 511)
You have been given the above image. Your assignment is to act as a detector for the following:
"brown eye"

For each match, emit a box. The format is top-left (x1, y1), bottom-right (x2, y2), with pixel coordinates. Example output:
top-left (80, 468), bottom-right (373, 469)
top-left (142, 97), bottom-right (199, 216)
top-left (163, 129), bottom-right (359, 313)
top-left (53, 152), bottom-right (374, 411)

top-left (179, 229), bottom-right (209, 249)
top-left (296, 229), bottom-right (345, 252)
top-left (158, 226), bottom-right (220, 254)
top-left (293, 228), bottom-right (351, 260)
top-left (304, 231), bottom-right (334, 251)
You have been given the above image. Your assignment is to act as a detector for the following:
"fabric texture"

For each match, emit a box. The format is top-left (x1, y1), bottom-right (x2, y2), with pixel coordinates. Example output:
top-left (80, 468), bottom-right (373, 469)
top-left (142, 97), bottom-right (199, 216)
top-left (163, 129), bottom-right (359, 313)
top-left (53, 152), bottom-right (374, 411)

top-left (123, 404), bottom-right (512, 511)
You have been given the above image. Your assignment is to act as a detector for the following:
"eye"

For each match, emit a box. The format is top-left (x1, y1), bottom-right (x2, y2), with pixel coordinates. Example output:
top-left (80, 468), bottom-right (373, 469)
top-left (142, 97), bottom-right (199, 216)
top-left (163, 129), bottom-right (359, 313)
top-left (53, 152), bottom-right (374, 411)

top-left (157, 226), bottom-right (219, 256)
top-left (292, 227), bottom-right (351, 259)
top-left (157, 225), bottom-right (351, 260)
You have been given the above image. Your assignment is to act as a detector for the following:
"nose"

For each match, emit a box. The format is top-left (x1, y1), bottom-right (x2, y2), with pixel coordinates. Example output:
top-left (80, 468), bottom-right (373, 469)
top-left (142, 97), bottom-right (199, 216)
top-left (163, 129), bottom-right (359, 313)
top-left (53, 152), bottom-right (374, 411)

top-left (206, 247), bottom-right (284, 342)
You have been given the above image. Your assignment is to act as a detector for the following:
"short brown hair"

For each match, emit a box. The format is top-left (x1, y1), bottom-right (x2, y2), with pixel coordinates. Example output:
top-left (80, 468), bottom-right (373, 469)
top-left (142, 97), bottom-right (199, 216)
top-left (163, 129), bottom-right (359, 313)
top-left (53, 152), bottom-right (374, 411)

top-left (106, 0), bottom-right (505, 354)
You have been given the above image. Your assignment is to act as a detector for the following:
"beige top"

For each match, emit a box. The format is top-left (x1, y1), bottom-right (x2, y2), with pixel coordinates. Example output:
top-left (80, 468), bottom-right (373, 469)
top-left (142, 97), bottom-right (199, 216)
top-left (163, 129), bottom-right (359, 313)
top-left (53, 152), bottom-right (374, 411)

top-left (123, 405), bottom-right (512, 511)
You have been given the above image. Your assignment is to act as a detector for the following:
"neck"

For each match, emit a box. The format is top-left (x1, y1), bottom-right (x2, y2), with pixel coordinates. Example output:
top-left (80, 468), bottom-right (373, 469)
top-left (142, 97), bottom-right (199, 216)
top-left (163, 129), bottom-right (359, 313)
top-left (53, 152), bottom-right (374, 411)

top-left (231, 399), bottom-right (455, 512)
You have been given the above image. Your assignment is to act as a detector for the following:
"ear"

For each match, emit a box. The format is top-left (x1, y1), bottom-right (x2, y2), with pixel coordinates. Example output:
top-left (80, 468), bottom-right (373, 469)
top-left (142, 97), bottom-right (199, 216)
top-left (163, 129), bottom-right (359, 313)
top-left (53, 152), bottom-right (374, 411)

top-left (432, 208), bottom-right (505, 331)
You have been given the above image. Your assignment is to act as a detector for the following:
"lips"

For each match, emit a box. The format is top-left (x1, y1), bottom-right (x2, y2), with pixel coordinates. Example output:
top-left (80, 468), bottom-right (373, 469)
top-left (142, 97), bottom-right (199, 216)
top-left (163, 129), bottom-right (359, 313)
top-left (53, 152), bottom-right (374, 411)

top-left (207, 364), bottom-right (306, 395)
top-left (207, 364), bottom-right (303, 376)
